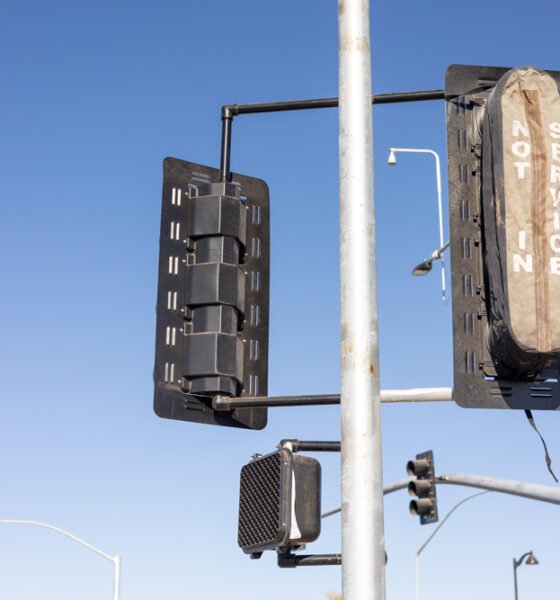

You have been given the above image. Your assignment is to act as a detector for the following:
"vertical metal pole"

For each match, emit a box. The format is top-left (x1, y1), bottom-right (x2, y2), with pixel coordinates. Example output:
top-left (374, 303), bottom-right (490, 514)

top-left (338, 1), bottom-right (385, 600)
top-left (416, 554), bottom-right (420, 600)
top-left (513, 560), bottom-right (519, 600)
top-left (113, 556), bottom-right (121, 600)
top-left (220, 109), bottom-right (233, 182)
top-left (432, 151), bottom-right (446, 302)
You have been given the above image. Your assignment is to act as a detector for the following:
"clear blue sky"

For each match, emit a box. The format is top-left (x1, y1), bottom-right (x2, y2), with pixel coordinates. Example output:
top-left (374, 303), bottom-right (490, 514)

top-left (1, 1), bottom-right (559, 599)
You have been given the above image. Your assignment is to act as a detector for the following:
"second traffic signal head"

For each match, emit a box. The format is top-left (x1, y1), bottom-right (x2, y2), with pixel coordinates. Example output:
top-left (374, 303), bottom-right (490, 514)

top-left (237, 449), bottom-right (321, 557)
top-left (407, 450), bottom-right (438, 525)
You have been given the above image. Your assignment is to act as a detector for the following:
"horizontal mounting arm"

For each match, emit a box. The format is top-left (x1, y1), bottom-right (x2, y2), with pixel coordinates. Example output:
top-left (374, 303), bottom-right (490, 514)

top-left (277, 552), bottom-right (342, 568)
top-left (220, 89), bottom-right (445, 180)
top-left (222, 89), bottom-right (445, 117)
top-left (213, 387), bottom-right (452, 410)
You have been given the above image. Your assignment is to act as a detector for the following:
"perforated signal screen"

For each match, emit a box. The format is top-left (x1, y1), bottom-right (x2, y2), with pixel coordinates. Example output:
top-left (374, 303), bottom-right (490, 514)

top-left (238, 452), bottom-right (288, 552)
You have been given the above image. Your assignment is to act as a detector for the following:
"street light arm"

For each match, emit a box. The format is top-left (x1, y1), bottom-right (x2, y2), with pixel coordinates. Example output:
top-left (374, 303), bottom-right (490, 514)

top-left (431, 242), bottom-right (450, 260)
top-left (389, 147), bottom-right (439, 159)
top-left (0, 520), bottom-right (115, 562)
top-left (416, 490), bottom-right (489, 558)
top-left (0, 520), bottom-right (121, 600)
top-left (387, 147), bottom-right (447, 301)
top-left (415, 490), bottom-right (490, 600)
top-left (514, 551), bottom-right (534, 568)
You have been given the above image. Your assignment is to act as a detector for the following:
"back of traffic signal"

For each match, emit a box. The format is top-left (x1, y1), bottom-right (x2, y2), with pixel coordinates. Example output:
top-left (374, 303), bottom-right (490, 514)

top-left (407, 450), bottom-right (439, 525)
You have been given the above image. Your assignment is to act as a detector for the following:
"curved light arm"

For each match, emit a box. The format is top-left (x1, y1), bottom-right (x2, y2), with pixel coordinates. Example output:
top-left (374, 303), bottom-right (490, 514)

top-left (388, 147), bottom-right (447, 302)
top-left (0, 519), bottom-right (113, 561)
top-left (415, 491), bottom-right (490, 600)
top-left (388, 148), bottom-right (444, 250)
top-left (417, 490), bottom-right (490, 558)
top-left (0, 520), bottom-right (120, 600)
top-left (513, 550), bottom-right (538, 600)
top-left (514, 551), bottom-right (534, 569)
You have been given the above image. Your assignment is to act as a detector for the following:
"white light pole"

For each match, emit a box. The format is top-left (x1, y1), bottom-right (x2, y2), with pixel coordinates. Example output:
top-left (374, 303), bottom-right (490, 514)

top-left (415, 491), bottom-right (489, 600)
top-left (387, 147), bottom-right (448, 302)
top-left (0, 520), bottom-right (121, 600)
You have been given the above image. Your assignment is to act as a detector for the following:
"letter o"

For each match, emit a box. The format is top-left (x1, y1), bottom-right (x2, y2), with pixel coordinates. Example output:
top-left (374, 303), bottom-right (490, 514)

top-left (551, 234), bottom-right (560, 253)
top-left (512, 141), bottom-right (531, 158)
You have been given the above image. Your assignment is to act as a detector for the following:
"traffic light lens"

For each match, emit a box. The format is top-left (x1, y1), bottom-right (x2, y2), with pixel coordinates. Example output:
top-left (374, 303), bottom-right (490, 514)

top-left (406, 458), bottom-right (429, 477)
top-left (409, 499), bottom-right (434, 517)
top-left (408, 479), bottom-right (432, 497)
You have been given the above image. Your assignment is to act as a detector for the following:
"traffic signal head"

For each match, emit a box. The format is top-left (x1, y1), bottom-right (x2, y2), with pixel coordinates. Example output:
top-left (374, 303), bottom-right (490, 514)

top-left (237, 449), bottom-right (321, 556)
top-left (407, 450), bottom-right (438, 525)
top-left (446, 65), bottom-right (560, 410)
top-left (153, 158), bottom-right (270, 429)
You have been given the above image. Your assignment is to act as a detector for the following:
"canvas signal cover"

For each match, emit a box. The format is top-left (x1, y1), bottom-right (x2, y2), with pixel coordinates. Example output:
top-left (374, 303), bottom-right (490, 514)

top-left (482, 67), bottom-right (560, 377)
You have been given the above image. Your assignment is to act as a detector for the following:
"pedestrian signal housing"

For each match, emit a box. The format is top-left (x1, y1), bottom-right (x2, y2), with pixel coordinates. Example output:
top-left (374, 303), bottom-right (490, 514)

top-left (238, 450), bottom-right (321, 556)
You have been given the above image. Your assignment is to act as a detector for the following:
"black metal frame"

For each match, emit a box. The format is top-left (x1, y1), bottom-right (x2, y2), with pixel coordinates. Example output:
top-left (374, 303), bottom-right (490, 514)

top-left (219, 90), bottom-right (445, 182)
top-left (277, 552), bottom-right (342, 568)
top-left (186, 87), bottom-right (454, 417)
top-left (279, 439), bottom-right (341, 452)
top-left (154, 89), bottom-right (452, 429)
top-left (274, 439), bottom-right (342, 568)
top-left (214, 394), bottom-right (341, 409)
top-left (159, 68), bottom-right (560, 423)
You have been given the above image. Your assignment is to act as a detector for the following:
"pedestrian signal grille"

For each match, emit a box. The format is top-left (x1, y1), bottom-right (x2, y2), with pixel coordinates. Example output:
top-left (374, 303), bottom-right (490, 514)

top-left (238, 453), bottom-right (284, 551)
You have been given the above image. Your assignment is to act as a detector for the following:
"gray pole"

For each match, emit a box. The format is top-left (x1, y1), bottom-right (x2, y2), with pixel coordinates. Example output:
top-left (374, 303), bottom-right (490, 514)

top-left (338, 1), bottom-right (385, 600)
top-left (513, 558), bottom-right (519, 600)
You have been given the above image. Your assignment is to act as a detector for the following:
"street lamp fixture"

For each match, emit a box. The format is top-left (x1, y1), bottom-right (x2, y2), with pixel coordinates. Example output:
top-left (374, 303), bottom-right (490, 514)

top-left (387, 147), bottom-right (449, 301)
top-left (411, 242), bottom-right (450, 276)
top-left (525, 553), bottom-right (539, 566)
top-left (513, 551), bottom-right (539, 600)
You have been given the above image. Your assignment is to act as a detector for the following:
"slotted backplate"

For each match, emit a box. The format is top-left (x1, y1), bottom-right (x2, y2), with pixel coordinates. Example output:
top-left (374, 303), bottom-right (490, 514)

top-left (153, 158), bottom-right (270, 428)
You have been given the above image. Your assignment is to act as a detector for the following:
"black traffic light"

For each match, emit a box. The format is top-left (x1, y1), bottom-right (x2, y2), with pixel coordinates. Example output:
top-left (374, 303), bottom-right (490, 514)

top-left (407, 450), bottom-right (438, 525)
top-left (446, 65), bottom-right (560, 409)
top-left (153, 158), bottom-right (270, 429)
top-left (238, 449), bottom-right (321, 557)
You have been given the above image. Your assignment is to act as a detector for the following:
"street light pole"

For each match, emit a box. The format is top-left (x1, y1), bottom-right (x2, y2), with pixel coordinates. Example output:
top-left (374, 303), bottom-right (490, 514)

top-left (513, 551), bottom-right (539, 600)
top-left (513, 558), bottom-right (519, 600)
top-left (414, 491), bottom-right (489, 600)
top-left (0, 520), bottom-right (120, 600)
top-left (339, 1), bottom-right (385, 600)
top-left (387, 147), bottom-right (447, 301)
